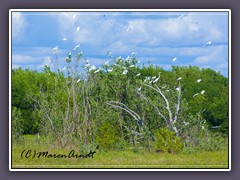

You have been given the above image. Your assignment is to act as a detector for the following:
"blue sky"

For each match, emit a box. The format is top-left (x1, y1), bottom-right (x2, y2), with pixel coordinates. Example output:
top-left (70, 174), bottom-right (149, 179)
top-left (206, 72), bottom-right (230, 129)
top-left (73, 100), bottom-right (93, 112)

top-left (11, 10), bottom-right (229, 76)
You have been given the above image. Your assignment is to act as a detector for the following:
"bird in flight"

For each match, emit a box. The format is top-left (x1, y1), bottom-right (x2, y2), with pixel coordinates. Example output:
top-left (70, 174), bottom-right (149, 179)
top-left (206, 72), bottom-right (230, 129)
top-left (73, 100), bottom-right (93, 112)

top-left (202, 41), bottom-right (212, 47)
top-left (172, 57), bottom-right (177, 62)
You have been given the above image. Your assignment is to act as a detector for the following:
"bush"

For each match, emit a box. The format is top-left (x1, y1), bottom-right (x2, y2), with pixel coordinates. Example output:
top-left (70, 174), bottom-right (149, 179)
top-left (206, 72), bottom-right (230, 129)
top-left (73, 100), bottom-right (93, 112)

top-left (12, 107), bottom-right (24, 144)
top-left (154, 128), bottom-right (183, 153)
top-left (96, 120), bottom-right (121, 151)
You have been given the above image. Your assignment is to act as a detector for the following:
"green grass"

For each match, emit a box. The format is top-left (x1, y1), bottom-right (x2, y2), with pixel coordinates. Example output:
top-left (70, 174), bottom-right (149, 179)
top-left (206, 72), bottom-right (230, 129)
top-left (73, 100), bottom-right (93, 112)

top-left (11, 135), bottom-right (229, 169)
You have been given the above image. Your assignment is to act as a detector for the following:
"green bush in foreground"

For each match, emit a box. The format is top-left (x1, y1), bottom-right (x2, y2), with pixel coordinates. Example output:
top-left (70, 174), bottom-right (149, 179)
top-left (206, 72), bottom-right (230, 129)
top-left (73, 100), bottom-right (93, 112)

top-left (96, 120), bottom-right (121, 151)
top-left (154, 128), bottom-right (184, 153)
top-left (12, 107), bottom-right (24, 144)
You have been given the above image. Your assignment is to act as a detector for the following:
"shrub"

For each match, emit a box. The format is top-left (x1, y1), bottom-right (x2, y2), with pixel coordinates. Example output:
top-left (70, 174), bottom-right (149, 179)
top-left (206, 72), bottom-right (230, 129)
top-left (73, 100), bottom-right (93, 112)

top-left (96, 120), bottom-right (121, 151)
top-left (12, 107), bottom-right (24, 144)
top-left (154, 128), bottom-right (183, 153)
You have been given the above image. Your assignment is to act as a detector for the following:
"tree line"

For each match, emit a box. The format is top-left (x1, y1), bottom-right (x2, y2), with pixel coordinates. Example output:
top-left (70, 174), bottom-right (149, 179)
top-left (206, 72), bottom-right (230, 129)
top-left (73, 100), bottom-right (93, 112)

top-left (12, 53), bottom-right (228, 153)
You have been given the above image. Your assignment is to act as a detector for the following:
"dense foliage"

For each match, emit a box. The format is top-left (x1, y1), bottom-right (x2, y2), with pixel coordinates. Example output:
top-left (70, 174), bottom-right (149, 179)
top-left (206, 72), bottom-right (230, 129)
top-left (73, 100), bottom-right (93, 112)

top-left (12, 52), bottom-right (228, 153)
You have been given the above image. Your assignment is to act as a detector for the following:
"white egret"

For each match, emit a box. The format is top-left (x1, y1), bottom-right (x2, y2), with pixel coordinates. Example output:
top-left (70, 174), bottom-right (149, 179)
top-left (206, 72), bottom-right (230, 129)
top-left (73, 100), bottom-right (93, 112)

top-left (202, 41), bottom-right (212, 47)
top-left (76, 79), bottom-right (80, 83)
top-left (172, 57), bottom-right (177, 62)
top-left (193, 93), bottom-right (199, 97)
top-left (202, 126), bottom-right (205, 130)
top-left (178, 13), bottom-right (186, 20)
top-left (89, 65), bottom-right (96, 71)
top-left (201, 90), bottom-right (205, 94)
top-left (108, 69), bottom-right (113, 72)
top-left (183, 121), bottom-right (189, 126)
top-left (122, 69), bottom-right (128, 75)
top-left (73, 44), bottom-right (80, 51)
top-left (176, 87), bottom-right (180, 91)
top-left (86, 60), bottom-right (90, 63)
top-left (197, 79), bottom-right (201, 83)
top-left (129, 65), bottom-right (135, 68)
top-left (126, 56), bottom-right (131, 61)
top-left (76, 27), bottom-right (80, 32)
top-left (137, 87), bottom-right (142, 91)
top-left (177, 77), bottom-right (182, 81)
top-left (52, 46), bottom-right (58, 55)
top-left (136, 73), bottom-right (141, 77)
top-left (166, 90), bottom-right (169, 92)
top-left (126, 26), bottom-right (133, 32)
top-left (151, 76), bottom-right (156, 80)
top-left (153, 72), bottom-right (161, 84)
top-left (94, 69), bottom-right (100, 73)
top-left (106, 51), bottom-right (112, 56)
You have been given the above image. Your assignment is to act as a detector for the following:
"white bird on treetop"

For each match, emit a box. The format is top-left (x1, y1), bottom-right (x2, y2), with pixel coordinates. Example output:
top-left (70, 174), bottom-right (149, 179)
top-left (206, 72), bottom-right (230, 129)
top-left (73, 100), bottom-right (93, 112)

top-left (172, 57), bottom-right (177, 62)
top-left (108, 69), bottom-right (113, 72)
top-left (177, 77), bottom-right (182, 81)
top-left (176, 87), bottom-right (180, 91)
top-left (201, 90), bottom-right (205, 94)
top-left (76, 79), bottom-right (80, 83)
top-left (202, 41), bottom-right (212, 47)
top-left (197, 79), bottom-right (201, 83)
top-left (94, 69), bottom-right (100, 73)
top-left (89, 65), bottom-right (96, 71)
top-left (193, 93), bottom-right (199, 97)
top-left (136, 73), bottom-right (141, 77)
top-left (153, 72), bottom-right (161, 84)
top-left (137, 87), bottom-right (142, 91)
top-left (122, 69), bottom-right (128, 75)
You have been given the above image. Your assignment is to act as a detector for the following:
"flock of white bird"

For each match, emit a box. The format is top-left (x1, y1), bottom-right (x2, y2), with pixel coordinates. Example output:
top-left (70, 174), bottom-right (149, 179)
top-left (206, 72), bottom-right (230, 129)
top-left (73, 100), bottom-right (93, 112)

top-left (52, 13), bottom-right (209, 99)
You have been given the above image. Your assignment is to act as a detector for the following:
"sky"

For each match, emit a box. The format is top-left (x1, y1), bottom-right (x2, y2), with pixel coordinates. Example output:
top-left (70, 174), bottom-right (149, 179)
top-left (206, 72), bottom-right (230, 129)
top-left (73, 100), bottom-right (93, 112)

top-left (11, 10), bottom-right (229, 77)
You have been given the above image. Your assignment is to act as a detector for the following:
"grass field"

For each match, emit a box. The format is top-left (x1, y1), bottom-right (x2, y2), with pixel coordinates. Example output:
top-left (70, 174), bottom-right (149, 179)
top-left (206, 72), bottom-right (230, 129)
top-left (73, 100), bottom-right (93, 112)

top-left (11, 135), bottom-right (229, 169)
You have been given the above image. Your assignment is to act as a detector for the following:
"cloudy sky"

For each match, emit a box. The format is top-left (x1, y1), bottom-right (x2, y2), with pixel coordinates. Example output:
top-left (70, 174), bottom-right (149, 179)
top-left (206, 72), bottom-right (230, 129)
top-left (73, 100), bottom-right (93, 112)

top-left (11, 10), bottom-right (229, 76)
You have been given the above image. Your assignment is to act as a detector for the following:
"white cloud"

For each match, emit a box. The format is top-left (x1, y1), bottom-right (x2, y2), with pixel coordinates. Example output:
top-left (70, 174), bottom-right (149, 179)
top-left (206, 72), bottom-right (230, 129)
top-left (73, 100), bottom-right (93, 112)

top-left (12, 12), bottom-right (26, 39)
top-left (12, 54), bottom-right (40, 65)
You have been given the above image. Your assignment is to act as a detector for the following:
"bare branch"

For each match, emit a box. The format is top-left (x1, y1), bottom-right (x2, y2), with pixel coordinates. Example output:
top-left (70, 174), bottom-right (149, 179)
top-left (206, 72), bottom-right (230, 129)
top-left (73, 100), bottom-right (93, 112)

top-left (106, 102), bottom-right (139, 121)
top-left (135, 90), bottom-right (168, 126)
top-left (154, 84), bottom-right (173, 125)
top-left (106, 101), bottom-right (141, 120)
top-left (172, 81), bottom-right (181, 125)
